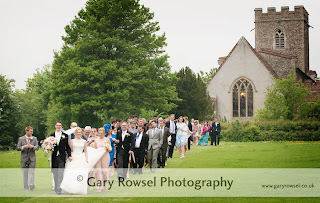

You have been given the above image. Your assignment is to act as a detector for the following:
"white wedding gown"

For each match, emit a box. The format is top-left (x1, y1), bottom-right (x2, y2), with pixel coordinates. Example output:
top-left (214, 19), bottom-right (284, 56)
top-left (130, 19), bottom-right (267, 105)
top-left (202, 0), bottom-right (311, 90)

top-left (60, 139), bottom-right (106, 195)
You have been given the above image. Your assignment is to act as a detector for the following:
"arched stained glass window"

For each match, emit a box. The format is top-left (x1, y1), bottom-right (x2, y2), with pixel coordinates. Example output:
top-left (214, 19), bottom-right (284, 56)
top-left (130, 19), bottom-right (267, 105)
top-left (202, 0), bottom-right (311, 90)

top-left (232, 78), bottom-right (254, 118)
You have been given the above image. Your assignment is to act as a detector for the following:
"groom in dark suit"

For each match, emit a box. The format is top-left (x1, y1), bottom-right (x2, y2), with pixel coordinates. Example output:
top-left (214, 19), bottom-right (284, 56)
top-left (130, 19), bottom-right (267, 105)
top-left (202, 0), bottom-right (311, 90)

top-left (212, 118), bottom-right (221, 146)
top-left (50, 120), bottom-right (72, 195)
top-left (116, 122), bottom-right (134, 181)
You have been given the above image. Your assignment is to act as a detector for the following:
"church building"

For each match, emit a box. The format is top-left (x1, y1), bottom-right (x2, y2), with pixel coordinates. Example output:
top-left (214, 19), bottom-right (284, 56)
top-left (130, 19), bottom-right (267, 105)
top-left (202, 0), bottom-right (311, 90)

top-left (206, 6), bottom-right (320, 121)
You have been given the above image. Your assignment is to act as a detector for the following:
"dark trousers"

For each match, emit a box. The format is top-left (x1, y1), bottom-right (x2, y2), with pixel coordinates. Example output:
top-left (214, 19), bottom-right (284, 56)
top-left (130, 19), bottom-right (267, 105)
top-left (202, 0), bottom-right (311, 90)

top-left (132, 148), bottom-right (145, 174)
top-left (213, 131), bottom-right (221, 146)
top-left (168, 134), bottom-right (176, 158)
top-left (158, 145), bottom-right (167, 167)
top-left (52, 156), bottom-right (65, 193)
top-left (21, 160), bottom-right (35, 189)
top-left (116, 149), bottom-right (129, 180)
top-left (187, 136), bottom-right (192, 150)
top-left (210, 132), bottom-right (214, 145)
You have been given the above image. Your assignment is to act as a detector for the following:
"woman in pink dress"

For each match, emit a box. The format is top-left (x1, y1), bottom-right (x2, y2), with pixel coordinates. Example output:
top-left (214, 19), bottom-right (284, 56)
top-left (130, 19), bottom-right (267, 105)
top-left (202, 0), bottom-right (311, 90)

top-left (94, 127), bottom-right (111, 192)
top-left (192, 120), bottom-right (201, 146)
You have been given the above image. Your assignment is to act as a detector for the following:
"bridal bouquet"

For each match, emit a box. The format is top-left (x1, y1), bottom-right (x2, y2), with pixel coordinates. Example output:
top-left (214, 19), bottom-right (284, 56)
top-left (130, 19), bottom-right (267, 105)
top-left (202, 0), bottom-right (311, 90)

top-left (41, 137), bottom-right (57, 156)
top-left (105, 142), bottom-right (112, 151)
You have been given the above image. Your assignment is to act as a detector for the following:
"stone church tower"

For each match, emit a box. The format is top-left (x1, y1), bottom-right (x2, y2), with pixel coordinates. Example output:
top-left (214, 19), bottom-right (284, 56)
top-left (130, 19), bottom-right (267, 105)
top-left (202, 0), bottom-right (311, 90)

top-left (206, 6), bottom-right (319, 121)
top-left (254, 6), bottom-right (309, 78)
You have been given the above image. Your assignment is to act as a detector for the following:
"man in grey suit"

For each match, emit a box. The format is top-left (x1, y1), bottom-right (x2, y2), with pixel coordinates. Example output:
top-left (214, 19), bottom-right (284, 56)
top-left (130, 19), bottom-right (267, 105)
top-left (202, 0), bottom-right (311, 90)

top-left (17, 126), bottom-right (39, 190)
top-left (157, 118), bottom-right (170, 168)
top-left (147, 121), bottom-right (162, 173)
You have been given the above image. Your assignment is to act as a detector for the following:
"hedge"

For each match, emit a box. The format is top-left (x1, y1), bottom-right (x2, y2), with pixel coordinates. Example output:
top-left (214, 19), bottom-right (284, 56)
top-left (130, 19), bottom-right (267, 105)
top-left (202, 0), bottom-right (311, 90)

top-left (221, 120), bottom-right (320, 142)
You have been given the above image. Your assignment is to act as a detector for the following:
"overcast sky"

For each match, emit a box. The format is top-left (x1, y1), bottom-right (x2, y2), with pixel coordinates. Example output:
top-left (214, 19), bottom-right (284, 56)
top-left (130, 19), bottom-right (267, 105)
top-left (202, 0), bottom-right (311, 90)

top-left (1, 0), bottom-right (319, 90)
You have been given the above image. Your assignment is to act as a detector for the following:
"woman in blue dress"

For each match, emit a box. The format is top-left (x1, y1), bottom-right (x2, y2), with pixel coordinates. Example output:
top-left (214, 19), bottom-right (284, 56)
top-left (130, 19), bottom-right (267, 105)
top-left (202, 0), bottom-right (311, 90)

top-left (198, 121), bottom-right (210, 146)
top-left (175, 116), bottom-right (189, 158)
top-left (104, 123), bottom-right (118, 175)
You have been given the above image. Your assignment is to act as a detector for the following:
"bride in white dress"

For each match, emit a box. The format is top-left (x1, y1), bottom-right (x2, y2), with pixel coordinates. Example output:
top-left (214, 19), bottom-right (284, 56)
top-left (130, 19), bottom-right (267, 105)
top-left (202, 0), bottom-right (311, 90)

top-left (60, 127), bottom-right (106, 195)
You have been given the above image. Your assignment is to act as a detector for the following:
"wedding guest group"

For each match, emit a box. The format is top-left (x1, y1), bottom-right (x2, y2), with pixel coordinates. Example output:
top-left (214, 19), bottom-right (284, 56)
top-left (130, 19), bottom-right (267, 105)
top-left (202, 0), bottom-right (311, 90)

top-left (17, 114), bottom-right (221, 195)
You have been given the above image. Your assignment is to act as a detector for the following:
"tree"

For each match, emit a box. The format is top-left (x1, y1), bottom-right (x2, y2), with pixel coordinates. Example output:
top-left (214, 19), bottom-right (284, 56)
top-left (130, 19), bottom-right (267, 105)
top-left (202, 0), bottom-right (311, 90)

top-left (257, 69), bottom-right (316, 120)
top-left (0, 75), bottom-right (20, 150)
top-left (199, 67), bottom-right (217, 84)
top-left (16, 65), bottom-right (52, 140)
top-left (49, 0), bottom-right (179, 128)
top-left (174, 67), bottom-right (214, 121)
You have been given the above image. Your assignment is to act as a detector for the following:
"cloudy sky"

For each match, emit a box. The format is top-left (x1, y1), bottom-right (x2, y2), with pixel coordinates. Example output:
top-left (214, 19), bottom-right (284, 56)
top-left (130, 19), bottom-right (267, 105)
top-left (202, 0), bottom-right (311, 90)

top-left (0, 0), bottom-right (319, 90)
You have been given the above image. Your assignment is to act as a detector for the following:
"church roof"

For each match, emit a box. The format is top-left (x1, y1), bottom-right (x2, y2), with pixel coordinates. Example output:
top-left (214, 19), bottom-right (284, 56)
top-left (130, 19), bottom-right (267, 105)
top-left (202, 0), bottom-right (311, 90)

top-left (206, 36), bottom-right (278, 86)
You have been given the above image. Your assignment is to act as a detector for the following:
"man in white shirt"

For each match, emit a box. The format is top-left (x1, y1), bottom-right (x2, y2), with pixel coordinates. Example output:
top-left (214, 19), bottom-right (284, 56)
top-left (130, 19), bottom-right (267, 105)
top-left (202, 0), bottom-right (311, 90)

top-left (132, 125), bottom-right (149, 174)
top-left (116, 122), bottom-right (134, 181)
top-left (50, 120), bottom-right (71, 194)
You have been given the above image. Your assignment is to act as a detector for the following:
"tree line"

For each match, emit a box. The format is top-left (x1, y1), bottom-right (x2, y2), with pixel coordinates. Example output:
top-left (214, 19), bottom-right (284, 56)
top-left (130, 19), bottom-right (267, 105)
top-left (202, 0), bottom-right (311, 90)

top-left (0, 0), bottom-right (216, 150)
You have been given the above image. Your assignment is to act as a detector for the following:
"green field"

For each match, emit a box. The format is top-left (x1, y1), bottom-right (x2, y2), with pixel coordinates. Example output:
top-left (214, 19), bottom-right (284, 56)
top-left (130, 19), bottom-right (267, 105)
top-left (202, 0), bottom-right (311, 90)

top-left (1, 141), bottom-right (319, 202)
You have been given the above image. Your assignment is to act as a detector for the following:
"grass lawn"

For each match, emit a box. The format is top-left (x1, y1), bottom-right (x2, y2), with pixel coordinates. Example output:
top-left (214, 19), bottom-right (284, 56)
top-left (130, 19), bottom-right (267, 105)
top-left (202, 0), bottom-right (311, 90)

top-left (1, 141), bottom-right (319, 202)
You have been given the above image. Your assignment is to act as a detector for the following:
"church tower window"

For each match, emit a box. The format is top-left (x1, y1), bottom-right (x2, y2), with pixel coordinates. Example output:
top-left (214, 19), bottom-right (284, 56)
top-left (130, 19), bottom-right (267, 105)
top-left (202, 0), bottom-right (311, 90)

top-left (275, 29), bottom-right (285, 48)
top-left (232, 78), bottom-right (254, 118)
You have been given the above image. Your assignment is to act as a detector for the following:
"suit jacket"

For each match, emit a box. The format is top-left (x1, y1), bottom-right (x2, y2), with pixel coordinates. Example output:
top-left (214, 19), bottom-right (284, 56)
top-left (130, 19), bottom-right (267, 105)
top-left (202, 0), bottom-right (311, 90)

top-left (165, 120), bottom-right (177, 135)
top-left (212, 122), bottom-right (221, 133)
top-left (158, 126), bottom-right (170, 149)
top-left (132, 132), bottom-right (149, 153)
top-left (17, 135), bottom-right (39, 164)
top-left (187, 122), bottom-right (192, 131)
top-left (116, 130), bottom-right (134, 153)
top-left (50, 131), bottom-right (71, 168)
top-left (147, 128), bottom-right (162, 150)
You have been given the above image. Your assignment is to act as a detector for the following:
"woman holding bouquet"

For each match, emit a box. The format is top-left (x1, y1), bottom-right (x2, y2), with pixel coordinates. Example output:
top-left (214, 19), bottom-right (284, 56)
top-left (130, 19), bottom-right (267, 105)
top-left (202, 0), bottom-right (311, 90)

top-left (94, 127), bottom-right (111, 192)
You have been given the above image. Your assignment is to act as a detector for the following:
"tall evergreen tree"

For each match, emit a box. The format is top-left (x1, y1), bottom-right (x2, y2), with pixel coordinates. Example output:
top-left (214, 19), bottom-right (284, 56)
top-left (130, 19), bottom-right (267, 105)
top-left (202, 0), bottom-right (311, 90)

top-left (175, 67), bottom-right (214, 121)
top-left (49, 0), bottom-right (179, 127)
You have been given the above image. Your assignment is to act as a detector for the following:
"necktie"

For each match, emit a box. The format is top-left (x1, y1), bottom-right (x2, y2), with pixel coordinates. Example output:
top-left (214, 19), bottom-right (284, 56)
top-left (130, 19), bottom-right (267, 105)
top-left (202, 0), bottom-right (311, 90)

top-left (153, 129), bottom-right (155, 138)
top-left (162, 128), bottom-right (164, 138)
top-left (27, 137), bottom-right (30, 145)
top-left (136, 133), bottom-right (140, 140)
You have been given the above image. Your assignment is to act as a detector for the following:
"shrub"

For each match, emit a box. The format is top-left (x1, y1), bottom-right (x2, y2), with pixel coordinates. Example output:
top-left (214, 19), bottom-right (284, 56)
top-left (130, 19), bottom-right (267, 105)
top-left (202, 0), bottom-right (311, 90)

top-left (221, 120), bottom-right (320, 142)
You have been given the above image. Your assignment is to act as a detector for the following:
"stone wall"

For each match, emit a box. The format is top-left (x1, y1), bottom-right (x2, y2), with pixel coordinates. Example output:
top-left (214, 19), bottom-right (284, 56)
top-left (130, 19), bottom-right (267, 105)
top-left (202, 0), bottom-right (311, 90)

top-left (257, 49), bottom-right (297, 78)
